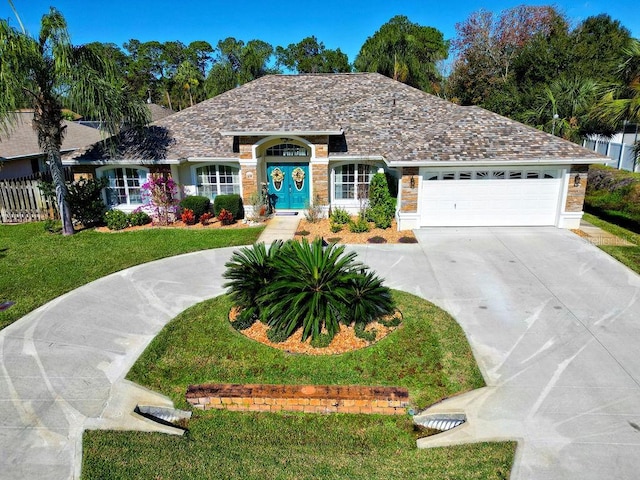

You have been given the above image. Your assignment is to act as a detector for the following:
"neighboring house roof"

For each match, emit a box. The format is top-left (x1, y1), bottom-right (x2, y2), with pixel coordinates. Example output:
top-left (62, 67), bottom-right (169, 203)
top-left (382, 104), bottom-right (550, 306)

top-left (146, 103), bottom-right (175, 122)
top-left (69, 73), bottom-right (605, 165)
top-left (0, 111), bottom-right (104, 160)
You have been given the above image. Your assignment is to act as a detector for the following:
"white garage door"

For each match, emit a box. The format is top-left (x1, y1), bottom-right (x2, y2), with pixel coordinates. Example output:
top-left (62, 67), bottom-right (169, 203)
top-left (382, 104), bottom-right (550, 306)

top-left (419, 169), bottom-right (563, 227)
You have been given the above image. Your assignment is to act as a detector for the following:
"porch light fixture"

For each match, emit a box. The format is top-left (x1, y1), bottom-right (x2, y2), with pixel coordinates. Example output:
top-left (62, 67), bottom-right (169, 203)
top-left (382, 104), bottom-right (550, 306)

top-left (573, 173), bottom-right (581, 187)
top-left (410, 176), bottom-right (416, 189)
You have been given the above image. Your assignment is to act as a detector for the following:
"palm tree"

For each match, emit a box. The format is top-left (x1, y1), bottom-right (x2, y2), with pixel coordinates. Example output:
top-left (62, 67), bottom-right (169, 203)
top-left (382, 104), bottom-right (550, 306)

top-left (591, 39), bottom-right (640, 132)
top-left (0, 7), bottom-right (148, 235)
top-left (523, 74), bottom-right (598, 142)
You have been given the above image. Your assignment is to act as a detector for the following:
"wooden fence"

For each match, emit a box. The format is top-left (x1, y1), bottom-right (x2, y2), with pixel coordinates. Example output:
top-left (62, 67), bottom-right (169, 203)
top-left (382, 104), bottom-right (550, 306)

top-left (0, 169), bottom-right (72, 224)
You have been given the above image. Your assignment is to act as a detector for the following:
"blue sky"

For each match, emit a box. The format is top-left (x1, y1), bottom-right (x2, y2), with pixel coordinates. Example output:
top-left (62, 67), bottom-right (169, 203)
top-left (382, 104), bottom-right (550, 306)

top-left (3, 1), bottom-right (639, 63)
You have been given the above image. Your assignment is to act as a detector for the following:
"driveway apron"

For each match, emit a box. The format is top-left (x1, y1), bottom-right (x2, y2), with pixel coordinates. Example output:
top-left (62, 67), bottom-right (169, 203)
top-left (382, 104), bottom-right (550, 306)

top-left (0, 228), bottom-right (639, 479)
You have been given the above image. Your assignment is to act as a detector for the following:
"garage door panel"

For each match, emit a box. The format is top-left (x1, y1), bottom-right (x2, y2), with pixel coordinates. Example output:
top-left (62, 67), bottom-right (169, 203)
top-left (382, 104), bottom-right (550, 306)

top-left (420, 178), bottom-right (562, 227)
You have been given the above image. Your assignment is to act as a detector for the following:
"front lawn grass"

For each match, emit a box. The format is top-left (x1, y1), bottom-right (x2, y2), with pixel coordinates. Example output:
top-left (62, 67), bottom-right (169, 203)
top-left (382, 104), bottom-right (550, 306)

top-left (127, 291), bottom-right (485, 410)
top-left (83, 291), bottom-right (515, 479)
top-left (583, 213), bottom-right (640, 275)
top-left (0, 222), bottom-right (263, 329)
top-left (83, 411), bottom-right (516, 479)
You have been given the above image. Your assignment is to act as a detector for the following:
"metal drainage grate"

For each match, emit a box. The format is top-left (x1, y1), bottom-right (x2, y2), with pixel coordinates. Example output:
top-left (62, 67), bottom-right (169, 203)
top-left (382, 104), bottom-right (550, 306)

top-left (135, 405), bottom-right (192, 429)
top-left (414, 413), bottom-right (466, 432)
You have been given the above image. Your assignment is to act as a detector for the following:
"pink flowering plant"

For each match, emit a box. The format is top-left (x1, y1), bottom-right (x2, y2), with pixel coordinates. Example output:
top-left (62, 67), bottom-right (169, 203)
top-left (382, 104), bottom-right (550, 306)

top-left (140, 175), bottom-right (180, 225)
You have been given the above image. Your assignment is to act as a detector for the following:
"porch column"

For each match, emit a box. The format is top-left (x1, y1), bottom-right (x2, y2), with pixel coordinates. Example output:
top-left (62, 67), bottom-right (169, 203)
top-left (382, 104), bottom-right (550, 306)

top-left (558, 164), bottom-right (588, 228)
top-left (240, 160), bottom-right (258, 207)
top-left (396, 167), bottom-right (420, 230)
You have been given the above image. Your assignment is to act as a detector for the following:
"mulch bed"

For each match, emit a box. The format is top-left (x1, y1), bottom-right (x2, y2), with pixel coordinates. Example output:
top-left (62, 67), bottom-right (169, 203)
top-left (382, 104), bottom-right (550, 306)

top-left (294, 218), bottom-right (416, 244)
top-left (230, 307), bottom-right (402, 355)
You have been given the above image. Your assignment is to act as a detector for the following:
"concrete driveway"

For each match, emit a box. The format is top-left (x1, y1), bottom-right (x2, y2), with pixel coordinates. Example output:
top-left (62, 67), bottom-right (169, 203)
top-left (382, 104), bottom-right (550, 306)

top-left (352, 227), bottom-right (640, 479)
top-left (0, 227), bottom-right (639, 479)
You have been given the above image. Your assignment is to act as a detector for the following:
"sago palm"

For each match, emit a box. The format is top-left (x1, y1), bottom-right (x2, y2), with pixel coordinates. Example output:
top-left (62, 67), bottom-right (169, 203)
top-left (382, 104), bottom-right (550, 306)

top-left (260, 238), bottom-right (362, 342)
top-left (222, 240), bottom-right (284, 325)
top-left (0, 7), bottom-right (148, 235)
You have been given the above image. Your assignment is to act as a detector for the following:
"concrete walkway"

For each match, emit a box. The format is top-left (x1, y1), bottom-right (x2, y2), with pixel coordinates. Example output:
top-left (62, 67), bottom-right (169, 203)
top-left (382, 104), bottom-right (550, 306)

top-left (577, 219), bottom-right (635, 246)
top-left (1, 227), bottom-right (639, 479)
top-left (257, 213), bottom-right (301, 243)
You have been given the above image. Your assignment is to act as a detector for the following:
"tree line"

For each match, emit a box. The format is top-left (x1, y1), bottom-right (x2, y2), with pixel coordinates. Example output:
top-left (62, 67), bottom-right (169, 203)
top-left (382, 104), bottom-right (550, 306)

top-left (79, 8), bottom-right (638, 143)
top-left (82, 15), bottom-right (445, 111)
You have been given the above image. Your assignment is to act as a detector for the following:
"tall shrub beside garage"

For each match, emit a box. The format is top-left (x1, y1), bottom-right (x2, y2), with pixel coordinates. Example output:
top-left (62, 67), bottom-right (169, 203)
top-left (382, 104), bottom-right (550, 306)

top-left (367, 172), bottom-right (395, 229)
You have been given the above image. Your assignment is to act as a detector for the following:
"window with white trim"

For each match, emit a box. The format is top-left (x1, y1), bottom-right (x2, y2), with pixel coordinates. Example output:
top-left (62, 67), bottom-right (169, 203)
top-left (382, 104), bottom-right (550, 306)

top-left (196, 164), bottom-right (240, 200)
top-left (103, 167), bottom-right (147, 206)
top-left (334, 164), bottom-right (373, 200)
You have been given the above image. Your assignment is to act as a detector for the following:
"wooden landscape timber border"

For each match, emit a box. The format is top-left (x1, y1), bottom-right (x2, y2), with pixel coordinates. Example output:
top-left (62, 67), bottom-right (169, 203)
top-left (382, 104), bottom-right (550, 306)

top-left (186, 383), bottom-right (410, 415)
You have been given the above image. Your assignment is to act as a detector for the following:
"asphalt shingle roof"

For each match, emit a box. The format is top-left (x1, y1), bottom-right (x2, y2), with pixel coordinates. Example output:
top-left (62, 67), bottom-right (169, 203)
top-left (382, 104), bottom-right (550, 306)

top-left (70, 73), bottom-right (604, 164)
top-left (1, 111), bottom-right (104, 159)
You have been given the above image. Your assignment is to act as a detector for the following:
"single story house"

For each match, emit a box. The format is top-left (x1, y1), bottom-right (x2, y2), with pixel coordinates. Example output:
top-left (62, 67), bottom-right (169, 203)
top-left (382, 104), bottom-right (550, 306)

top-left (1, 110), bottom-right (104, 180)
top-left (65, 73), bottom-right (606, 229)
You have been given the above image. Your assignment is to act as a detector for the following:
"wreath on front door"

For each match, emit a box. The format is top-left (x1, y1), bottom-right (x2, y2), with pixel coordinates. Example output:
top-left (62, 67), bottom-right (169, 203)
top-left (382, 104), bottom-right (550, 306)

top-left (270, 167), bottom-right (284, 190)
top-left (292, 167), bottom-right (305, 189)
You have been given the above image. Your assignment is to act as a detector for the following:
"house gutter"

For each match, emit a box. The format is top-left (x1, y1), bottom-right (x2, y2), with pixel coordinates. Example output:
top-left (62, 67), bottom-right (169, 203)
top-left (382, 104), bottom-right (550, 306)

top-left (386, 157), bottom-right (608, 168)
top-left (219, 129), bottom-right (343, 137)
top-left (61, 158), bottom-right (182, 166)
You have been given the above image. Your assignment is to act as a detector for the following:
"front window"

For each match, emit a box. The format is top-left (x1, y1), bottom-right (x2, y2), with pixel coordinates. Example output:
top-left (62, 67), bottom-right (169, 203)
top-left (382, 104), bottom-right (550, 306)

top-left (196, 164), bottom-right (240, 200)
top-left (334, 164), bottom-right (373, 200)
top-left (103, 167), bottom-right (147, 206)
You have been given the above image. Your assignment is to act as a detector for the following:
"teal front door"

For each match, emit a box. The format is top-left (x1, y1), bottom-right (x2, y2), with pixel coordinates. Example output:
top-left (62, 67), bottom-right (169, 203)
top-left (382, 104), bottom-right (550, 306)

top-left (266, 163), bottom-right (309, 209)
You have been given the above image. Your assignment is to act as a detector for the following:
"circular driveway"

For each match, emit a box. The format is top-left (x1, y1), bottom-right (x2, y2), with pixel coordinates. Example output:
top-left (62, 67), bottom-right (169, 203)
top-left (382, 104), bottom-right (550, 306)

top-left (0, 227), bottom-right (639, 479)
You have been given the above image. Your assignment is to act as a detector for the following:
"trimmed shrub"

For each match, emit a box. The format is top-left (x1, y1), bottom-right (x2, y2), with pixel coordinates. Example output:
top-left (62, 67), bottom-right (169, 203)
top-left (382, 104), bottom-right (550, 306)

top-left (214, 194), bottom-right (244, 220)
top-left (180, 195), bottom-right (210, 221)
top-left (367, 172), bottom-right (395, 229)
top-left (330, 207), bottom-right (351, 225)
top-left (104, 209), bottom-right (129, 230)
top-left (129, 210), bottom-right (151, 227)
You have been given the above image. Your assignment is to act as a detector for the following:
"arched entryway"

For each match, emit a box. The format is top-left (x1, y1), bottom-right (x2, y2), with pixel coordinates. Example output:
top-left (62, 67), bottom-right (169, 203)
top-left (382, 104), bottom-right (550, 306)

top-left (264, 142), bottom-right (310, 209)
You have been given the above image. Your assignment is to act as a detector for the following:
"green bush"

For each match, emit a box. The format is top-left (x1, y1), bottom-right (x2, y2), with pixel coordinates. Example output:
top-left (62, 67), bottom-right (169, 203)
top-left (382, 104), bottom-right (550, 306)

top-left (367, 172), bottom-right (395, 229)
top-left (330, 207), bottom-right (351, 225)
top-left (214, 194), bottom-right (244, 220)
top-left (330, 222), bottom-right (343, 233)
top-left (179, 195), bottom-right (210, 220)
top-left (40, 177), bottom-right (108, 227)
top-left (349, 216), bottom-right (370, 233)
top-left (104, 209), bottom-right (129, 230)
top-left (128, 211), bottom-right (151, 226)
